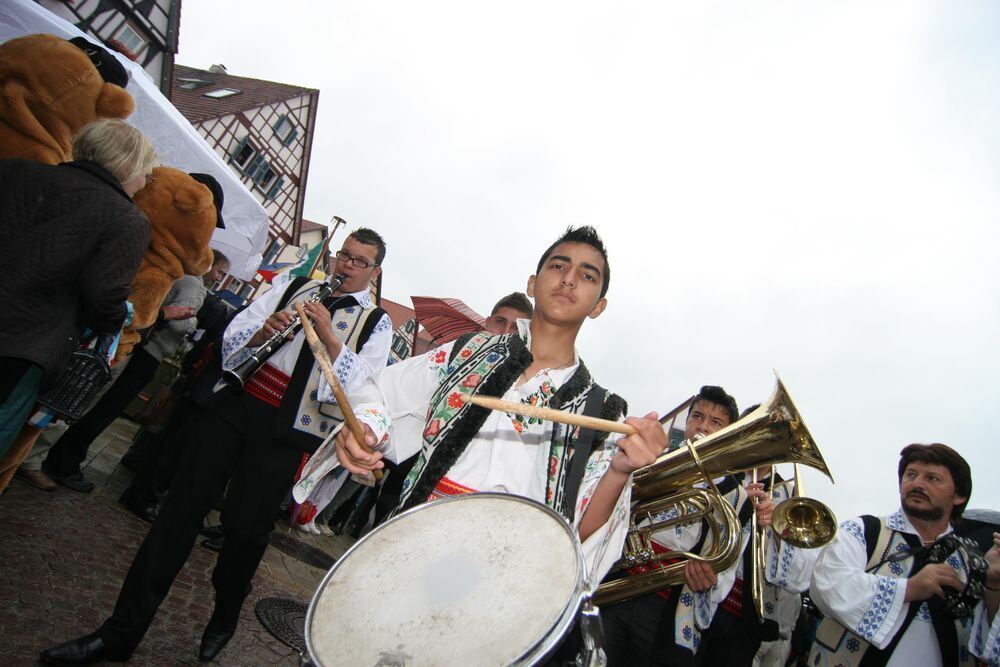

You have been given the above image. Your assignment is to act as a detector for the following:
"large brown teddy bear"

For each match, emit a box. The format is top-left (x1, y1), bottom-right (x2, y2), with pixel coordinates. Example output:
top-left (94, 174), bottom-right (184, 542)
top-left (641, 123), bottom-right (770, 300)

top-left (0, 34), bottom-right (134, 163)
top-left (119, 166), bottom-right (220, 358)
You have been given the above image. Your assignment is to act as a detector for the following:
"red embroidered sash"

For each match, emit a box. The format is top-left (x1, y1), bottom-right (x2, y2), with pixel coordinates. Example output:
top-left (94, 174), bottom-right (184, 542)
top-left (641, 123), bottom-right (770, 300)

top-left (245, 363), bottom-right (290, 408)
top-left (428, 476), bottom-right (477, 502)
top-left (720, 576), bottom-right (744, 617)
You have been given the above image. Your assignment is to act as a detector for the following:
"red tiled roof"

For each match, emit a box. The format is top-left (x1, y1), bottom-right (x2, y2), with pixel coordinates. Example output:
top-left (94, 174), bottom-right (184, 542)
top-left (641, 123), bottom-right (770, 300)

top-left (171, 64), bottom-right (318, 123)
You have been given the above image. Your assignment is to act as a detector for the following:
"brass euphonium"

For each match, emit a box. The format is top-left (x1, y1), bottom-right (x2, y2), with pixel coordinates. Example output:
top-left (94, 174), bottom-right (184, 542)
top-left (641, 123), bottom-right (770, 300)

top-left (594, 376), bottom-right (834, 606)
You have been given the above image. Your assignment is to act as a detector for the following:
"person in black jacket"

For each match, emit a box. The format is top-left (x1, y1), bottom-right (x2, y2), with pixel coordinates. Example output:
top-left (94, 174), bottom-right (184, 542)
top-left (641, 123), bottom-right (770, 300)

top-left (0, 118), bottom-right (156, 462)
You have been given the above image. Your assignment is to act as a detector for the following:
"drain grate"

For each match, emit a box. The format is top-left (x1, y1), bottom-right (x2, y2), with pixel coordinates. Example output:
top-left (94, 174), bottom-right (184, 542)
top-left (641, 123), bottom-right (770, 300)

top-left (254, 597), bottom-right (308, 653)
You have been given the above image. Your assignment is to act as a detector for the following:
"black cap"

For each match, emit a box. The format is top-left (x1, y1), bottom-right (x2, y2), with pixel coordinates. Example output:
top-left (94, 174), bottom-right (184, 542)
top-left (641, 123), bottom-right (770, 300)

top-left (68, 37), bottom-right (129, 88)
top-left (189, 172), bottom-right (226, 229)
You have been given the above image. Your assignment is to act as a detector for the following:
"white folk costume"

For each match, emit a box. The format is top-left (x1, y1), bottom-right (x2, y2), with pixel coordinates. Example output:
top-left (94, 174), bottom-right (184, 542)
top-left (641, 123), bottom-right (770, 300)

top-left (222, 277), bottom-right (392, 445)
top-left (809, 510), bottom-right (997, 667)
top-left (308, 319), bottom-right (632, 584)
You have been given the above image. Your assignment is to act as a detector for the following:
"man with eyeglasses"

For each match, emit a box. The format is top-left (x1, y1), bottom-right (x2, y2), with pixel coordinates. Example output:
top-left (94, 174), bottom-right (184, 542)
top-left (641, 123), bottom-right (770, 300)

top-left (42, 229), bottom-right (394, 665)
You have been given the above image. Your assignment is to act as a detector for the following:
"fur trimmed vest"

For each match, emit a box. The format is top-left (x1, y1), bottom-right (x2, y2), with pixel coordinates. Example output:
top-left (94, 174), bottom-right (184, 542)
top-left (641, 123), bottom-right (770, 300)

top-left (396, 330), bottom-right (627, 520)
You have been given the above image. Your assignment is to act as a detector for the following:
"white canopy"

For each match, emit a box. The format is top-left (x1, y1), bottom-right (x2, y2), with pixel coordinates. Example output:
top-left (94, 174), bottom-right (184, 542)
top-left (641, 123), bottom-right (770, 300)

top-left (0, 0), bottom-right (269, 280)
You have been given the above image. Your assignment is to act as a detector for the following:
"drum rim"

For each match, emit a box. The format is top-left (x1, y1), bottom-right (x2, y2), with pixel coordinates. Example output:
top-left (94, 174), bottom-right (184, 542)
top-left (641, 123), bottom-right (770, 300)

top-left (304, 491), bottom-right (589, 666)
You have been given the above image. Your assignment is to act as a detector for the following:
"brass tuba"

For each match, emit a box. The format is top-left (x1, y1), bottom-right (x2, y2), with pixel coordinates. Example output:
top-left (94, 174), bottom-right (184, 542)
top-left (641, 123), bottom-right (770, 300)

top-left (594, 376), bottom-right (834, 606)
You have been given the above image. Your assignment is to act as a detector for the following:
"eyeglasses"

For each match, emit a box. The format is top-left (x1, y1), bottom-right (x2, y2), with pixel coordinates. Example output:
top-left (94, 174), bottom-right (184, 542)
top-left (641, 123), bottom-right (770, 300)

top-left (332, 250), bottom-right (378, 269)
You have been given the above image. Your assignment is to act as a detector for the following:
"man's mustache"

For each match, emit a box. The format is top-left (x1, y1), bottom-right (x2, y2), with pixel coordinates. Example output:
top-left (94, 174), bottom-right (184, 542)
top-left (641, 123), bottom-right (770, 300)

top-left (907, 491), bottom-right (930, 501)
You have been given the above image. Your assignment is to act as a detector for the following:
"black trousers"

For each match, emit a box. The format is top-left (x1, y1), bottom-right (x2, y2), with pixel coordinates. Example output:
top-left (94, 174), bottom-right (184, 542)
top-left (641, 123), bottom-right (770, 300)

top-left (695, 608), bottom-right (762, 666)
top-left (44, 347), bottom-right (160, 476)
top-left (96, 392), bottom-right (302, 652)
top-left (126, 396), bottom-right (207, 506)
top-left (601, 591), bottom-right (695, 667)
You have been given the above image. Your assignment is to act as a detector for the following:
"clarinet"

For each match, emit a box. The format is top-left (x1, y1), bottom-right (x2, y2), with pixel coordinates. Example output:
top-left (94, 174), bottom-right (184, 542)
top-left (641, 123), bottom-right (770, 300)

top-left (222, 273), bottom-right (348, 389)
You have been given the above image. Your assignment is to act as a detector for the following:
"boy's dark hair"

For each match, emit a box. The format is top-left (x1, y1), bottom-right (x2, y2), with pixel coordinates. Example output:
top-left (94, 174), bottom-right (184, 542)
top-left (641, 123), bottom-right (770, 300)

top-left (348, 227), bottom-right (387, 265)
top-left (689, 385), bottom-right (739, 425)
top-left (492, 292), bottom-right (533, 316)
top-left (535, 226), bottom-right (611, 298)
top-left (211, 249), bottom-right (229, 265)
top-left (897, 443), bottom-right (972, 523)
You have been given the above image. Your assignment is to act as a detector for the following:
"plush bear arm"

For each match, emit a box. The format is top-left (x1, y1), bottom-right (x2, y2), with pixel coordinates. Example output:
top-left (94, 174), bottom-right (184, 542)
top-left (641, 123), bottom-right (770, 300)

top-left (80, 210), bottom-right (151, 334)
top-left (94, 82), bottom-right (134, 120)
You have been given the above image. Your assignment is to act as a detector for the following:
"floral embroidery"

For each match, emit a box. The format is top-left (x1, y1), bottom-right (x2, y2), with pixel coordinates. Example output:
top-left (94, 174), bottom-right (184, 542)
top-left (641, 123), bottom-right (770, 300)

top-left (320, 421), bottom-right (329, 433)
top-left (344, 306), bottom-right (356, 314)
top-left (423, 419), bottom-right (442, 439)
top-left (447, 393), bottom-right (464, 409)
top-left (509, 379), bottom-right (555, 433)
top-left (460, 373), bottom-right (481, 388)
top-left (765, 601), bottom-right (774, 614)
top-left (846, 638), bottom-right (860, 652)
top-left (300, 414), bottom-right (312, 426)
top-left (336, 320), bottom-right (348, 330)
top-left (433, 350), bottom-right (447, 364)
top-left (680, 592), bottom-right (694, 607)
top-left (460, 348), bottom-right (472, 358)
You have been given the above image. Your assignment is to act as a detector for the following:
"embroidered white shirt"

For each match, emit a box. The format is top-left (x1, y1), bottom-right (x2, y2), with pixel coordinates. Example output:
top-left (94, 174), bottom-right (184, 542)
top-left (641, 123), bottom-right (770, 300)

top-left (347, 318), bottom-right (631, 585)
top-left (810, 509), bottom-right (958, 667)
top-left (221, 283), bottom-right (392, 402)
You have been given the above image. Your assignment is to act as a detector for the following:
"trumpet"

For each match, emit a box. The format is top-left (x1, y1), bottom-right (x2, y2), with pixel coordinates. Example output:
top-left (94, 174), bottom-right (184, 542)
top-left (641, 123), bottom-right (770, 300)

top-left (223, 273), bottom-right (347, 389)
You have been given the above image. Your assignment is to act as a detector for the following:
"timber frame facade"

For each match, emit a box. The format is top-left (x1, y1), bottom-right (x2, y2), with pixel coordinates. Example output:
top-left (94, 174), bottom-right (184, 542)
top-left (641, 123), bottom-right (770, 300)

top-left (171, 64), bottom-right (320, 298)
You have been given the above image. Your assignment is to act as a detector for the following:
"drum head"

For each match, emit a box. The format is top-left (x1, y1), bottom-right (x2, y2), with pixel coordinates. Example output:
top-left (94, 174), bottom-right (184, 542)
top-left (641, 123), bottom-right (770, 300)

top-left (307, 493), bottom-right (583, 666)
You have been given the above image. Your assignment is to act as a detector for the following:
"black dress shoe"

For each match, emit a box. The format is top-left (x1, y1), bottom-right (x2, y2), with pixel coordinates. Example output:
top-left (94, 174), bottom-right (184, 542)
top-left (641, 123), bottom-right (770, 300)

top-left (201, 535), bottom-right (225, 553)
top-left (40, 632), bottom-right (130, 664)
top-left (199, 523), bottom-right (224, 539)
top-left (118, 488), bottom-right (158, 523)
top-left (198, 624), bottom-right (235, 662)
top-left (43, 465), bottom-right (95, 493)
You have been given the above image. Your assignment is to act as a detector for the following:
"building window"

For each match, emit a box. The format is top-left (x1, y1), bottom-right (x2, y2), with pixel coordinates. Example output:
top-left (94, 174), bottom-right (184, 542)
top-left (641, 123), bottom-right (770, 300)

top-left (110, 23), bottom-right (146, 60)
top-left (203, 88), bottom-right (241, 99)
top-left (246, 155), bottom-right (279, 194)
top-left (273, 115), bottom-right (298, 146)
top-left (266, 176), bottom-right (285, 200)
top-left (230, 138), bottom-right (257, 171)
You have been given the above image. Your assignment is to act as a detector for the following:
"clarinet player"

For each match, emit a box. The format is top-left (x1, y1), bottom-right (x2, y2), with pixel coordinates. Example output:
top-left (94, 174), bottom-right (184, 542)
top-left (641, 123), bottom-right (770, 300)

top-left (42, 228), bottom-right (393, 665)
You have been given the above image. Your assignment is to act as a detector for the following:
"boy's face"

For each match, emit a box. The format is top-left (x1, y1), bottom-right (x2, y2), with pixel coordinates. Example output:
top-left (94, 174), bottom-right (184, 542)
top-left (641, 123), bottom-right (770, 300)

top-left (527, 241), bottom-right (607, 324)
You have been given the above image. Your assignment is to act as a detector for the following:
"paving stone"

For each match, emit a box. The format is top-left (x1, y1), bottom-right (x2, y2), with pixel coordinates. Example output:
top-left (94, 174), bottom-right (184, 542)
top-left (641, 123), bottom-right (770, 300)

top-left (0, 417), bottom-right (352, 665)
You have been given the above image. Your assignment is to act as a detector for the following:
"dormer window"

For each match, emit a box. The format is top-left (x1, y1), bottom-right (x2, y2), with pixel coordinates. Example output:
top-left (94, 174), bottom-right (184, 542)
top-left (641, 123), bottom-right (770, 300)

top-left (203, 88), bottom-right (241, 99)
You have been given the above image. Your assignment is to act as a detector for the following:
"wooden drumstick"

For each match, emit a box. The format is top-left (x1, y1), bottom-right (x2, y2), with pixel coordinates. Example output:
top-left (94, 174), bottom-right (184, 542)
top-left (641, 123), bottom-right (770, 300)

top-left (461, 394), bottom-right (638, 435)
top-left (294, 303), bottom-right (383, 481)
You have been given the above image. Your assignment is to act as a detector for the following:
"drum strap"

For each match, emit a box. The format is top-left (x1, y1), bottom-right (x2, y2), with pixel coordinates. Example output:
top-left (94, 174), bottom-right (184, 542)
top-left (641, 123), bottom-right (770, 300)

top-left (560, 384), bottom-right (609, 521)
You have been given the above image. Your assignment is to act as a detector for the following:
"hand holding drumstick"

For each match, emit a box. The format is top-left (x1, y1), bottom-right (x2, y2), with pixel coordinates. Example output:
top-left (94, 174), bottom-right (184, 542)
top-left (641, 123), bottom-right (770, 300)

top-left (294, 303), bottom-right (382, 481)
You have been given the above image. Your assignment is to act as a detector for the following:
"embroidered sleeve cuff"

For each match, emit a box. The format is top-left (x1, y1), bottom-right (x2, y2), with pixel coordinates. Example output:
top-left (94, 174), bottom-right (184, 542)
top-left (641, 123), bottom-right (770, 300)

top-left (221, 325), bottom-right (260, 370)
top-left (969, 601), bottom-right (1000, 664)
top-left (354, 406), bottom-right (390, 449)
top-left (858, 575), bottom-right (905, 646)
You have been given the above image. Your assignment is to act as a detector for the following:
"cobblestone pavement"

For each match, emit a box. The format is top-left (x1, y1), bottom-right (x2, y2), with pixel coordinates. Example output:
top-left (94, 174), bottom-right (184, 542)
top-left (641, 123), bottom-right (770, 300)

top-left (0, 420), bottom-right (356, 666)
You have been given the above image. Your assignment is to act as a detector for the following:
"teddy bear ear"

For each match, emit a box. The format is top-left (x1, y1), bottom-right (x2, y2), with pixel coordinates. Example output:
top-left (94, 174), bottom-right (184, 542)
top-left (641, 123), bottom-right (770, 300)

top-left (173, 178), bottom-right (214, 216)
top-left (94, 83), bottom-right (134, 119)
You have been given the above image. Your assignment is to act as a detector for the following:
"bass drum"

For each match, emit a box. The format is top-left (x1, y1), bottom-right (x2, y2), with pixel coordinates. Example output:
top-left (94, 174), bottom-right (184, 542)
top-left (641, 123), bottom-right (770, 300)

top-left (304, 492), bottom-right (604, 666)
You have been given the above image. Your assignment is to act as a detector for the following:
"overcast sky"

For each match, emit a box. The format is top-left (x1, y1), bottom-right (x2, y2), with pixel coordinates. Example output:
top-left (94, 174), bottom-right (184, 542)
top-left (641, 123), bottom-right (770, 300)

top-left (177, 1), bottom-right (999, 521)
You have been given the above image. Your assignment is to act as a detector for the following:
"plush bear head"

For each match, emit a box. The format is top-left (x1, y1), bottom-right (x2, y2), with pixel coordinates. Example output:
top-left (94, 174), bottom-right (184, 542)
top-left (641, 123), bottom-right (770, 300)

top-left (0, 34), bottom-right (134, 164)
top-left (117, 167), bottom-right (220, 358)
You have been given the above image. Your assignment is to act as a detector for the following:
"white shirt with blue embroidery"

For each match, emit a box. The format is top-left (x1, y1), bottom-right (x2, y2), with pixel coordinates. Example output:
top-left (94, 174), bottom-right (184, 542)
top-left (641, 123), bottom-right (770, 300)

top-left (221, 283), bottom-right (392, 404)
top-left (809, 509), bottom-right (990, 667)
